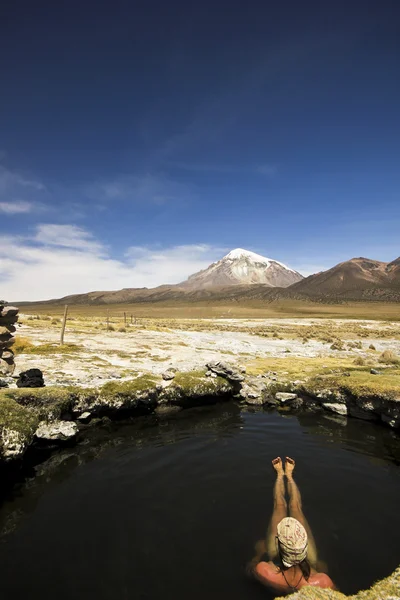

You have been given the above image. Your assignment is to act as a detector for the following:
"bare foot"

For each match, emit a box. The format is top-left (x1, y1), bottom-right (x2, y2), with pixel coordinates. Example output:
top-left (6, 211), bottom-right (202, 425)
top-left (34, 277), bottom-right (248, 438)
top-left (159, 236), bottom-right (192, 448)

top-left (285, 456), bottom-right (295, 477)
top-left (272, 457), bottom-right (284, 476)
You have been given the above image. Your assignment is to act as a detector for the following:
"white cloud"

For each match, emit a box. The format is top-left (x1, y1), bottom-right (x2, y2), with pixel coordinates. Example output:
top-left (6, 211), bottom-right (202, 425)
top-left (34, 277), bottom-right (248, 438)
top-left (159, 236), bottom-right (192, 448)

top-left (0, 225), bottom-right (225, 301)
top-left (34, 224), bottom-right (104, 253)
top-left (0, 201), bottom-right (33, 214)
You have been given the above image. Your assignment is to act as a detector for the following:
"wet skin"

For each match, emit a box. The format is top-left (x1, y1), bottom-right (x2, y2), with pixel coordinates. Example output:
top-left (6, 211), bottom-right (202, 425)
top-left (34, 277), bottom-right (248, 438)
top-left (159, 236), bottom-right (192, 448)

top-left (248, 456), bottom-right (336, 596)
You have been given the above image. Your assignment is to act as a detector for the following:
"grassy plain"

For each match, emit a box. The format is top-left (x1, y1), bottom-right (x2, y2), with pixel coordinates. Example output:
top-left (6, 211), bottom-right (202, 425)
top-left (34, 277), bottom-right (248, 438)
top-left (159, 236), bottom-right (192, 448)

top-left (18, 299), bottom-right (400, 321)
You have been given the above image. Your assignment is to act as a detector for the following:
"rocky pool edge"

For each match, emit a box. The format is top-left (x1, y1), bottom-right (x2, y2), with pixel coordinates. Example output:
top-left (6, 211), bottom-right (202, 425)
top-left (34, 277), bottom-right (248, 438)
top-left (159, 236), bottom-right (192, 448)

top-left (0, 360), bottom-right (399, 600)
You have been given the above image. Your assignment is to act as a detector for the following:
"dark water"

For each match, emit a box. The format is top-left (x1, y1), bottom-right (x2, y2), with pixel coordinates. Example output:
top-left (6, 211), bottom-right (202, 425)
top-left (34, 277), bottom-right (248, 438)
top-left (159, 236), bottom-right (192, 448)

top-left (0, 404), bottom-right (400, 600)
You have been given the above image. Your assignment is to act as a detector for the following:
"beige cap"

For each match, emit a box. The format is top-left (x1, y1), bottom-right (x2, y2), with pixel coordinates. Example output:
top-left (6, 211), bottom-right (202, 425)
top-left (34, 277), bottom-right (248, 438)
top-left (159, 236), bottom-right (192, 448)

top-left (277, 517), bottom-right (308, 567)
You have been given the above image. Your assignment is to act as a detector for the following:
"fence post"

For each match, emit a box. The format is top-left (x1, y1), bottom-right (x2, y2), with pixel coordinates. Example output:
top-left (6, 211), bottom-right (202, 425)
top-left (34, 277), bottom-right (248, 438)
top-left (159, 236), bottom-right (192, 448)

top-left (106, 309), bottom-right (110, 331)
top-left (124, 312), bottom-right (127, 325)
top-left (60, 305), bottom-right (68, 346)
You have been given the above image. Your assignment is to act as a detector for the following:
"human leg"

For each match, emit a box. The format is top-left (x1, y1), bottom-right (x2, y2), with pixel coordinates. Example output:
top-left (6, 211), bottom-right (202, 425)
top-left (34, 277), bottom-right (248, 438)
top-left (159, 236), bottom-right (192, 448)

top-left (285, 457), bottom-right (318, 568)
top-left (265, 457), bottom-right (288, 561)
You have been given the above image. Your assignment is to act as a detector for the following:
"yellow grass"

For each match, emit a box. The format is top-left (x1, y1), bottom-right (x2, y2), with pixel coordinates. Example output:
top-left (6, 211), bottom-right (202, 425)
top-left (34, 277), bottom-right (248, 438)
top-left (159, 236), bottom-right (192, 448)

top-left (18, 300), bottom-right (400, 321)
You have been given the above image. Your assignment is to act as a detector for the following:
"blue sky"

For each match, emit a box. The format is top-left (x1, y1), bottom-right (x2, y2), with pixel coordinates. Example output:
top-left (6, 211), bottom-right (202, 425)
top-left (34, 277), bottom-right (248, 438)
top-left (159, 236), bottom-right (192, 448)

top-left (1, 0), bottom-right (399, 300)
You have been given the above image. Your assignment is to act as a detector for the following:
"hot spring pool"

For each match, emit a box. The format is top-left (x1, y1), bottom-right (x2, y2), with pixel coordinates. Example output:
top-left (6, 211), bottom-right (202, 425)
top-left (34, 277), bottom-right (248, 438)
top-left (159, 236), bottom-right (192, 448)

top-left (0, 403), bottom-right (399, 599)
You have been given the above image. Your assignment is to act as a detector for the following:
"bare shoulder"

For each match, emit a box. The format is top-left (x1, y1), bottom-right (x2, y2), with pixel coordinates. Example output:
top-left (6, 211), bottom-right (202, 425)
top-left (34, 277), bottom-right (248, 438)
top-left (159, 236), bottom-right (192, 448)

top-left (254, 561), bottom-right (277, 583)
top-left (309, 572), bottom-right (336, 589)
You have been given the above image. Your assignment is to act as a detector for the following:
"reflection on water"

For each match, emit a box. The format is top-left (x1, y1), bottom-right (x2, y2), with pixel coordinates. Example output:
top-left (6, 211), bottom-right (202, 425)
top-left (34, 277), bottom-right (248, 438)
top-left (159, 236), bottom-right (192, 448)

top-left (0, 403), bottom-right (399, 600)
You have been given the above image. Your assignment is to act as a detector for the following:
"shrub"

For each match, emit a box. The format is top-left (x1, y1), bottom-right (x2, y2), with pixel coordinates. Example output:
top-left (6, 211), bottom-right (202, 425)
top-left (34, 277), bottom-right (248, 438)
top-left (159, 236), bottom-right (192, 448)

top-left (353, 356), bottom-right (365, 366)
top-left (107, 325), bottom-right (115, 332)
top-left (330, 339), bottom-right (344, 351)
top-left (12, 337), bottom-right (35, 354)
top-left (118, 327), bottom-right (126, 333)
top-left (369, 344), bottom-right (376, 351)
top-left (51, 318), bottom-right (61, 325)
top-left (378, 350), bottom-right (400, 365)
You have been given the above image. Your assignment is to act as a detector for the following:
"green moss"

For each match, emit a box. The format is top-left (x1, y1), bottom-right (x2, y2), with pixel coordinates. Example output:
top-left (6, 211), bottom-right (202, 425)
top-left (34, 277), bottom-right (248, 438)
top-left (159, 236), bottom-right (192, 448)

top-left (13, 341), bottom-right (82, 356)
top-left (275, 565), bottom-right (400, 599)
top-left (99, 375), bottom-right (159, 400)
top-left (169, 370), bottom-right (234, 398)
top-left (305, 368), bottom-right (400, 401)
top-left (0, 397), bottom-right (39, 458)
top-left (0, 386), bottom-right (95, 420)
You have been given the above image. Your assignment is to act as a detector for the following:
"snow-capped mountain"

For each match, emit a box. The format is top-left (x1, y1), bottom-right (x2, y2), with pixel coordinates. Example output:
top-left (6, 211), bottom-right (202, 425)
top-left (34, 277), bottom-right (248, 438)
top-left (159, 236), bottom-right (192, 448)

top-left (180, 248), bottom-right (303, 289)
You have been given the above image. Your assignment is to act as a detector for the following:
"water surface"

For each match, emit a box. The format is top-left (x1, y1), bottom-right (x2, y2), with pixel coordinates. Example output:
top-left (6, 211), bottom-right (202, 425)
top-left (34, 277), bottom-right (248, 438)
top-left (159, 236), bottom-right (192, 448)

top-left (0, 404), bottom-right (399, 599)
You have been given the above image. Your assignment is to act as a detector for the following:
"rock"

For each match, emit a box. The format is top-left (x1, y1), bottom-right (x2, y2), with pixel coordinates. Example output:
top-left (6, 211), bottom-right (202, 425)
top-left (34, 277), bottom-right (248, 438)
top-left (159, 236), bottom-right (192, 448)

top-left (109, 372), bottom-right (122, 379)
top-left (210, 372), bottom-right (217, 378)
top-left (0, 398), bottom-right (39, 461)
top-left (370, 368), bottom-right (380, 375)
top-left (240, 378), bottom-right (267, 405)
top-left (162, 369), bottom-right (176, 381)
top-left (0, 306), bottom-right (19, 318)
top-left (0, 379), bottom-right (8, 388)
top-left (323, 403), bottom-right (348, 416)
top-left (275, 392), bottom-right (298, 403)
top-left (205, 371), bottom-right (212, 377)
top-left (381, 414), bottom-right (400, 428)
top-left (0, 325), bottom-right (16, 335)
top-left (77, 411), bottom-right (92, 423)
top-left (16, 368), bottom-right (45, 388)
top-left (35, 420), bottom-right (78, 442)
top-left (0, 357), bottom-right (16, 376)
top-left (206, 360), bottom-right (244, 382)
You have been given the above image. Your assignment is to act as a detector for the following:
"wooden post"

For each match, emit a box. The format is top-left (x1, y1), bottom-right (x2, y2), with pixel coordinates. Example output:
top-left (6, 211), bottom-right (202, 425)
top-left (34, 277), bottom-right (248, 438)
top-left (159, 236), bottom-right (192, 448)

top-left (106, 310), bottom-right (110, 331)
top-left (124, 312), bottom-right (127, 325)
top-left (60, 305), bottom-right (68, 346)
top-left (130, 314), bottom-right (133, 325)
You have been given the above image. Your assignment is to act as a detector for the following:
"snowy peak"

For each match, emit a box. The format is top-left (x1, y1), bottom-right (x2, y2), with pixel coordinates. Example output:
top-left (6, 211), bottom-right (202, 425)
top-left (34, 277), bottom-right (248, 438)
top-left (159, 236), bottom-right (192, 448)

top-left (224, 248), bottom-right (271, 263)
top-left (180, 248), bottom-right (303, 289)
top-left (222, 248), bottom-right (296, 273)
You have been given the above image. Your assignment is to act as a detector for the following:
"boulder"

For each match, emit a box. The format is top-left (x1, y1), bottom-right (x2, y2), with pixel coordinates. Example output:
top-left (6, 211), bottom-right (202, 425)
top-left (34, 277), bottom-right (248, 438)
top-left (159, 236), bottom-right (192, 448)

top-left (77, 411), bottom-right (92, 423)
top-left (240, 377), bottom-right (268, 405)
top-left (162, 369), bottom-right (176, 381)
top-left (16, 368), bottom-right (45, 388)
top-left (206, 361), bottom-right (244, 382)
top-left (370, 368), bottom-right (380, 375)
top-left (0, 325), bottom-right (16, 335)
top-left (0, 306), bottom-right (19, 318)
top-left (275, 392), bottom-right (298, 403)
top-left (323, 403), bottom-right (348, 416)
top-left (0, 353), bottom-right (15, 376)
top-left (0, 398), bottom-right (39, 461)
top-left (35, 420), bottom-right (78, 442)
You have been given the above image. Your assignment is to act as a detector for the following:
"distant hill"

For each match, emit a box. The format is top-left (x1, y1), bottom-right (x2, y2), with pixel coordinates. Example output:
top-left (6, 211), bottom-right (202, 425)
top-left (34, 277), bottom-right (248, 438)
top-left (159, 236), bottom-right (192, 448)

top-left (16, 253), bottom-right (400, 306)
top-left (290, 257), bottom-right (400, 300)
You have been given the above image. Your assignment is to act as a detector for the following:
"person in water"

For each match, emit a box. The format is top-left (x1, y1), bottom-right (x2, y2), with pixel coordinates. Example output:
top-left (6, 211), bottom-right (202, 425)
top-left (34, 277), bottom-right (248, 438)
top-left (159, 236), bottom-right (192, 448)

top-left (247, 456), bottom-right (336, 595)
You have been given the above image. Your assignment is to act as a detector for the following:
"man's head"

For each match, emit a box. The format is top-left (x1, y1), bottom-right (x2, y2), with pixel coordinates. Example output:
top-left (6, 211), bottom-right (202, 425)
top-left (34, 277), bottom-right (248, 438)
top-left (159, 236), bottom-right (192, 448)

top-left (276, 517), bottom-right (308, 567)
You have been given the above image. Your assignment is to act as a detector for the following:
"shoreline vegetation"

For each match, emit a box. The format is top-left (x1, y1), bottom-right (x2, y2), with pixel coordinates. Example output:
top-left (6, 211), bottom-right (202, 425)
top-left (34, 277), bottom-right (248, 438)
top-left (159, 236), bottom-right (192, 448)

top-left (1, 303), bottom-right (400, 599)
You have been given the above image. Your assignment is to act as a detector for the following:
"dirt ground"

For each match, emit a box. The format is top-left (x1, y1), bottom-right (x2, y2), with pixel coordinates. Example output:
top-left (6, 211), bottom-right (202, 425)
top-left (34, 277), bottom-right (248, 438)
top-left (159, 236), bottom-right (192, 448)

top-left (13, 315), bottom-right (400, 387)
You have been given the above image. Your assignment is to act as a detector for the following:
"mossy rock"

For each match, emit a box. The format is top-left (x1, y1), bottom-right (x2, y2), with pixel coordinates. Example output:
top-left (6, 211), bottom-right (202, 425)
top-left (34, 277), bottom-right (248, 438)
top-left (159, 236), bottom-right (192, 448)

top-left (161, 370), bottom-right (234, 406)
top-left (275, 565), bottom-right (400, 599)
top-left (98, 375), bottom-right (159, 412)
top-left (0, 397), bottom-right (39, 461)
top-left (0, 387), bottom-right (75, 420)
